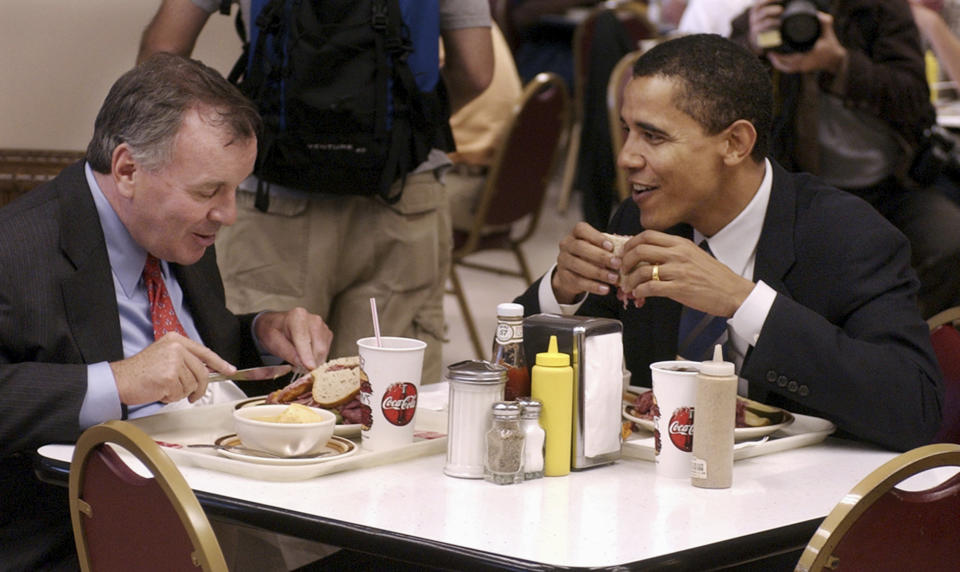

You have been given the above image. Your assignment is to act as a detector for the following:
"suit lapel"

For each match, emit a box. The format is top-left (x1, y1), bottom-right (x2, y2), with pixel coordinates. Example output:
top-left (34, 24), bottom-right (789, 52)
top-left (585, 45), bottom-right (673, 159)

top-left (753, 161), bottom-right (797, 291)
top-left (57, 163), bottom-right (125, 364)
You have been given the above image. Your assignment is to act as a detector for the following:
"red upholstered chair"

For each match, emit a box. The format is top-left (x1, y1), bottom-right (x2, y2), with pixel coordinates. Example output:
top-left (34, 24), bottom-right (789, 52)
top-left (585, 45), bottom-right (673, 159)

top-left (69, 420), bottom-right (227, 572)
top-left (929, 306), bottom-right (960, 443)
top-left (795, 443), bottom-right (960, 571)
top-left (449, 72), bottom-right (569, 359)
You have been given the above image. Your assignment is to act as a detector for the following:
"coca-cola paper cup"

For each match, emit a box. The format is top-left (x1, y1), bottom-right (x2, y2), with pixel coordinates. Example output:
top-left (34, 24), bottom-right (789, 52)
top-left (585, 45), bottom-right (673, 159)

top-left (650, 360), bottom-right (700, 479)
top-left (357, 336), bottom-right (426, 451)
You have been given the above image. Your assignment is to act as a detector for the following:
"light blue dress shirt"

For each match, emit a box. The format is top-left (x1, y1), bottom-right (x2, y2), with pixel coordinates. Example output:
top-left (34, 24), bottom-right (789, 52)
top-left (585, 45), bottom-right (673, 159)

top-left (79, 163), bottom-right (207, 426)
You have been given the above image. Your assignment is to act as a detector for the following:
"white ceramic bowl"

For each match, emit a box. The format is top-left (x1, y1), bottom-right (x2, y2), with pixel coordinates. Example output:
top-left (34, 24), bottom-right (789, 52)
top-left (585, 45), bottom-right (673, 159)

top-left (233, 404), bottom-right (336, 457)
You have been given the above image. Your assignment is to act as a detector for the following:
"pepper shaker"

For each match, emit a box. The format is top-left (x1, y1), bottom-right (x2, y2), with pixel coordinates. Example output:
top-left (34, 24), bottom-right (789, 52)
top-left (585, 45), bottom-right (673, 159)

top-left (484, 401), bottom-right (524, 485)
top-left (444, 361), bottom-right (507, 479)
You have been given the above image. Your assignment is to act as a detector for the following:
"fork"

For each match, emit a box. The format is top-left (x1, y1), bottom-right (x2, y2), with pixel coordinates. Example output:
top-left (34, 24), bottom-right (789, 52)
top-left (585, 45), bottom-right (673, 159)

top-left (290, 364), bottom-right (308, 381)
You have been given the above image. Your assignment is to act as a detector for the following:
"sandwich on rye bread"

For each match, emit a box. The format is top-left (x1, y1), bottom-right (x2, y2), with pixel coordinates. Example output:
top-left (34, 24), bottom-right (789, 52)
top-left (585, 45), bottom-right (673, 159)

top-left (265, 356), bottom-right (366, 424)
top-left (602, 232), bottom-right (646, 309)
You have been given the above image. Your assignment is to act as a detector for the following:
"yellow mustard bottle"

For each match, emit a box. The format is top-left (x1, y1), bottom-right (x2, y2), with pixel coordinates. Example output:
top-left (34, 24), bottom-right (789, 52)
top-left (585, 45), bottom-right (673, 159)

top-left (530, 335), bottom-right (573, 477)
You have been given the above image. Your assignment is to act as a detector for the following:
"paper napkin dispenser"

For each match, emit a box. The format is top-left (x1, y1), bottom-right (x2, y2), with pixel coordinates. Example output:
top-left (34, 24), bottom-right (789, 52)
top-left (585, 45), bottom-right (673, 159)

top-left (523, 313), bottom-right (623, 469)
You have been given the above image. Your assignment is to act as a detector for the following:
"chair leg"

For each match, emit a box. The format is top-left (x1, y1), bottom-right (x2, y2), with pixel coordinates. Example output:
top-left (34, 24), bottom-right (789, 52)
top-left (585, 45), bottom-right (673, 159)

top-left (513, 246), bottom-right (533, 285)
top-left (556, 121), bottom-right (581, 213)
top-left (449, 264), bottom-right (487, 360)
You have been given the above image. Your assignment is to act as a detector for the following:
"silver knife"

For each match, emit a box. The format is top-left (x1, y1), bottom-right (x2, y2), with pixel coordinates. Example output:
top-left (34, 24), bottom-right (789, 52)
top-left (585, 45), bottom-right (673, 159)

top-left (207, 364), bottom-right (293, 382)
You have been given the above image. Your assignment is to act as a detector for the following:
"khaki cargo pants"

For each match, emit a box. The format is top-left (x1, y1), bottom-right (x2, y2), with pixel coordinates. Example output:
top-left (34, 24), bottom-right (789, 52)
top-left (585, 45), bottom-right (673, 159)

top-left (215, 171), bottom-right (450, 384)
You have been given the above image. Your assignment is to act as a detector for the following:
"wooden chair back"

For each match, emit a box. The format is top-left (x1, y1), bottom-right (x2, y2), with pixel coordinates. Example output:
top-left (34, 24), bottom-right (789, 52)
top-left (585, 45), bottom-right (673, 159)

top-left (557, 4), bottom-right (657, 212)
top-left (0, 149), bottom-right (84, 207)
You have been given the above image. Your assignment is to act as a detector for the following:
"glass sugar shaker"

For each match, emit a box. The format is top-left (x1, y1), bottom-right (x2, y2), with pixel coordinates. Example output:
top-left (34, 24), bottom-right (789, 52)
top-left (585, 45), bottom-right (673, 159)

top-left (484, 401), bottom-right (524, 485)
top-left (444, 360), bottom-right (507, 479)
top-left (517, 398), bottom-right (545, 480)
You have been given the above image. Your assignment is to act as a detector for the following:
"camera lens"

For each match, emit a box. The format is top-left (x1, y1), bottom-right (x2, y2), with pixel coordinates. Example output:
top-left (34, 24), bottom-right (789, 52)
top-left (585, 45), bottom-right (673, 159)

top-left (781, 0), bottom-right (821, 53)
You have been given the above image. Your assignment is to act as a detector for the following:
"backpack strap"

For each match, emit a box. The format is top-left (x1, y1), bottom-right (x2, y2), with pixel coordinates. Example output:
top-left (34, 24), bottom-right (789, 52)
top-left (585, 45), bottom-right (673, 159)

top-left (242, 0), bottom-right (287, 212)
top-left (374, 0), bottom-right (414, 203)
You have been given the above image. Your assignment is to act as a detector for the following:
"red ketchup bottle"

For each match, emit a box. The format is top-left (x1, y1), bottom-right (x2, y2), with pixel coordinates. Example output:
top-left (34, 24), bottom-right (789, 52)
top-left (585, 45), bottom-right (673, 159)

top-left (491, 303), bottom-right (530, 401)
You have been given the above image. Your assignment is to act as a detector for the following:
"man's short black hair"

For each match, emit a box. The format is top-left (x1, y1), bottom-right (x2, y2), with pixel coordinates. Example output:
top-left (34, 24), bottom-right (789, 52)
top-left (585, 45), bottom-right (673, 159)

top-left (633, 34), bottom-right (773, 162)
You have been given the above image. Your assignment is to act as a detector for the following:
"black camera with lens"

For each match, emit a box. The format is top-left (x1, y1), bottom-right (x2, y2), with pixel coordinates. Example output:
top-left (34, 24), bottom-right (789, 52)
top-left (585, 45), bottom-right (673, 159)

top-left (909, 125), bottom-right (960, 187)
top-left (757, 0), bottom-right (830, 54)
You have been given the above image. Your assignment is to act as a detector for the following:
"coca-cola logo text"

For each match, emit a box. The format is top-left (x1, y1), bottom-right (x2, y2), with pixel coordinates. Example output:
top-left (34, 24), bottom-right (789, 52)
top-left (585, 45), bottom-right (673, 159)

top-left (668, 407), bottom-right (694, 452)
top-left (381, 382), bottom-right (418, 426)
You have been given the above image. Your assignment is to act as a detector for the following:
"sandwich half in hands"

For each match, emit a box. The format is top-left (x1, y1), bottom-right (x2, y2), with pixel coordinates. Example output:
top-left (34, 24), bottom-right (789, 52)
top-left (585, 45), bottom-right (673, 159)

top-left (602, 232), bottom-right (646, 309)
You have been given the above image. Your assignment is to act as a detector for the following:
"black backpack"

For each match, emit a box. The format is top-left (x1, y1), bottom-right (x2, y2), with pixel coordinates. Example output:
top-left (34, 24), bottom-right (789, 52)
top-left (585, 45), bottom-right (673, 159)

top-left (226, 0), bottom-right (454, 209)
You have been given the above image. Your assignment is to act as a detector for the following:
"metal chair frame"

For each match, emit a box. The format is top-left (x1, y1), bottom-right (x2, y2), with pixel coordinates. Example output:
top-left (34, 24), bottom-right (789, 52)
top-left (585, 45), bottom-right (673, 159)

top-left (449, 72), bottom-right (569, 359)
top-left (69, 420), bottom-right (227, 572)
top-left (795, 443), bottom-right (960, 571)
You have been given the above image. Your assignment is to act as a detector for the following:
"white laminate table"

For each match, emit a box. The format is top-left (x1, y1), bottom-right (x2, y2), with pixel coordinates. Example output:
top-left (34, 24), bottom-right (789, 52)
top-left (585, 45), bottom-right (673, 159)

top-left (38, 432), bottom-right (897, 569)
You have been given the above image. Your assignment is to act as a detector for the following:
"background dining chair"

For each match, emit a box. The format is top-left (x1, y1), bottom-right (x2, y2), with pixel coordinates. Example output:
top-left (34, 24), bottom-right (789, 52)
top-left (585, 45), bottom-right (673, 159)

top-left (556, 3), bottom-right (657, 215)
top-left (795, 442), bottom-right (960, 572)
top-left (449, 72), bottom-right (569, 359)
top-left (929, 305), bottom-right (960, 443)
top-left (69, 420), bottom-right (227, 572)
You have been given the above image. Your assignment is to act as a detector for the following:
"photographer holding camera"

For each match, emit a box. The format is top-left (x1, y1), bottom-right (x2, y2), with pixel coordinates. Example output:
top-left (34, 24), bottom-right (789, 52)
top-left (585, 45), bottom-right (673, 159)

top-left (731, 0), bottom-right (960, 318)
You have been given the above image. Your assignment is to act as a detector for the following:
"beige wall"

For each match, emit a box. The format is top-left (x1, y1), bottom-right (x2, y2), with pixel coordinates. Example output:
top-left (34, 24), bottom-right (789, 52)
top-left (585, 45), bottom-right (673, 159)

top-left (0, 1), bottom-right (241, 151)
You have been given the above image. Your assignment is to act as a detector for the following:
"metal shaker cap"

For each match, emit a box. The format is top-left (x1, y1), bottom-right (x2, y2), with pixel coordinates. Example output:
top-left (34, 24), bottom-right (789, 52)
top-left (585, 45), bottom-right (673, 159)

top-left (446, 360), bottom-right (507, 385)
top-left (516, 397), bottom-right (542, 418)
top-left (490, 401), bottom-right (521, 419)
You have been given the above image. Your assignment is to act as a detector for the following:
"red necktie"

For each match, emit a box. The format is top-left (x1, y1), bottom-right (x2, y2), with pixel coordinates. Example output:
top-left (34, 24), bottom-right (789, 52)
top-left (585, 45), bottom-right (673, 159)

top-left (143, 254), bottom-right (187, 340)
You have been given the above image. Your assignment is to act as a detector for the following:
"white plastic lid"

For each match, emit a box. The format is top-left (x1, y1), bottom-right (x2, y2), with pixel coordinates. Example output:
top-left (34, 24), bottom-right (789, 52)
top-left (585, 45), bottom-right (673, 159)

top-left (496, 302), bottom-right (524, 317)
top-left (700, 344), bottom-right (735, 376)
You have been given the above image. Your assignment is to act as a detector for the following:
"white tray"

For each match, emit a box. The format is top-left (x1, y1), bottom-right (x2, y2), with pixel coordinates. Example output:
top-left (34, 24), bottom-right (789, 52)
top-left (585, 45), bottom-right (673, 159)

top-left (124, 400), bottom-right (447, 481)
top-left (620, 412), bottom-right (836, 462)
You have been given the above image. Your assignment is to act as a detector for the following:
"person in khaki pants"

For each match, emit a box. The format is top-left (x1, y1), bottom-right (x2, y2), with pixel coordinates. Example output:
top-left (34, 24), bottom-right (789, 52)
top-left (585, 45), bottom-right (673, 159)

top-left (139, 0), bottom-right (494, 385)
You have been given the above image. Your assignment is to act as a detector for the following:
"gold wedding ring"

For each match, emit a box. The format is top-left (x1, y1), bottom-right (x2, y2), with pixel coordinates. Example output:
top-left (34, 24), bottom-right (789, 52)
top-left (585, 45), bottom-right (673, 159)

top-left (651, 264), bottom-right (660, 282)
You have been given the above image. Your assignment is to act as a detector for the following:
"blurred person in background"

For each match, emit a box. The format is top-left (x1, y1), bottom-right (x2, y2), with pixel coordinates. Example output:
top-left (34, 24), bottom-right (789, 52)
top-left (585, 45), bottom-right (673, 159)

top-left (731, 0), bottom-right (960, 318)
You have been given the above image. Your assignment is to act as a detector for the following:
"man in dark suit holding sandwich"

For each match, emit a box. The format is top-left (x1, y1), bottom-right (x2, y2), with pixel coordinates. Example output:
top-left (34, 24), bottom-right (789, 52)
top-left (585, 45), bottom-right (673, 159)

top-left (515, 34), bottom-right (943, 453)
top-left (0, 53), bottom-right (333, 570)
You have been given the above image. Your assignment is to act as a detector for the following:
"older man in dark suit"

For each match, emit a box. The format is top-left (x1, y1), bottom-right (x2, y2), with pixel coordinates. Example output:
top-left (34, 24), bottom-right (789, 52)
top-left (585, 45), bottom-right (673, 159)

top-left (0, 54), bottom-right (333, 570)
top-left (515, 34), bottom-right (943, 453)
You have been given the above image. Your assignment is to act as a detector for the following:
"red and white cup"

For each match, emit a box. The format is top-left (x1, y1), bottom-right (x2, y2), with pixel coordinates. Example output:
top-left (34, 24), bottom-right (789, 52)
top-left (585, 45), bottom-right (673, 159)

top-left (649, 360), bottom-right (700, 478)
top-left (357, 336), bottom-right (426, 451)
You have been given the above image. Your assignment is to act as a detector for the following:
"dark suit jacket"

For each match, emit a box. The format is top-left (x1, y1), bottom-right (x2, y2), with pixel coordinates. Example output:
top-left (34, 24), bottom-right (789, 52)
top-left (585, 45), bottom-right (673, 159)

top-left (0, 162), bottom-right (263, 570)
top-left (516, 161), bottom-right (943, 452)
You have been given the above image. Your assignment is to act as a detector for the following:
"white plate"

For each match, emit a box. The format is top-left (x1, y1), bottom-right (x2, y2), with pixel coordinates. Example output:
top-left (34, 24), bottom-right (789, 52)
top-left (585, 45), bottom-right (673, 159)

top-left (235, 398), bottom-right (362, 437)
top-left (213, 434), bottom-right (358, 466)
top-left (622, 388), bottom-right (794, 441)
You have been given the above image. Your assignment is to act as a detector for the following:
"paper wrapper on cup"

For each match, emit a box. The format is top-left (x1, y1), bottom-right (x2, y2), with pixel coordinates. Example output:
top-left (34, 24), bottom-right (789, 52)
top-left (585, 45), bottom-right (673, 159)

top-left (357, 336), bottom-right (427, 451)
top-left (650, 360), bottom-right (700, 479)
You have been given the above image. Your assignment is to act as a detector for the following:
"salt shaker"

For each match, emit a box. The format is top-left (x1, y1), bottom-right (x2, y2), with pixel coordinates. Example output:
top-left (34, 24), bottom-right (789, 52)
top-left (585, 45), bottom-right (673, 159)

top-left (517, 398), bottom-right (545, 480)
top-left (444, 360), bottom-right (507, 478)
top-left (484, 401), bottom-right (524, 485)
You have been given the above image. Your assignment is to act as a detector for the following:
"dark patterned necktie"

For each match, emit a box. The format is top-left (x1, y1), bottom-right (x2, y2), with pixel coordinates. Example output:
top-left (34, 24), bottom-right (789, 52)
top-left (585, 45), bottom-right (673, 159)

top-left (677, 240), bottom-right (728, 361)
top-left (143, 254), bottom-right (187, 340)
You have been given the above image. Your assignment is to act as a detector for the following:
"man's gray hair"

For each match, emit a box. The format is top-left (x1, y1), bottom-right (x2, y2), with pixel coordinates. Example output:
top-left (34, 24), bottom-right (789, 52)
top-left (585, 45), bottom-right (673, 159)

top-left (86, 53), bottom-right (261, 173)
